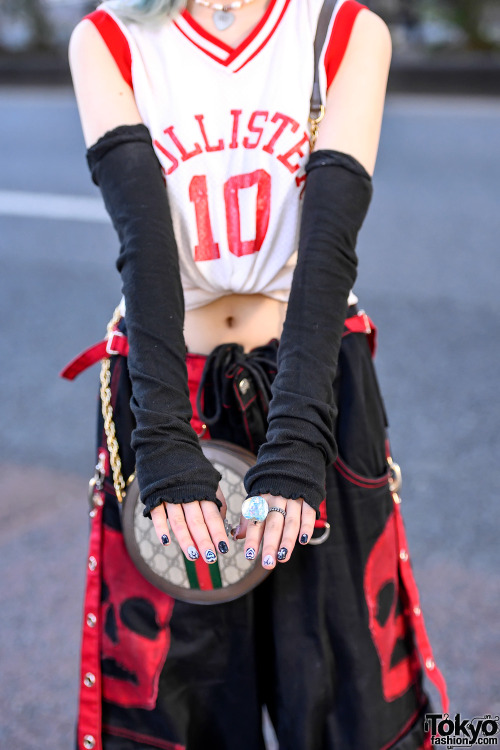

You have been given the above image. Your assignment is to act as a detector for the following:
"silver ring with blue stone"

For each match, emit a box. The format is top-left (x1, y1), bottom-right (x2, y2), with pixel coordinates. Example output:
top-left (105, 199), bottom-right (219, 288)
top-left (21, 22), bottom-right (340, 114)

top-left (241, 495), bottom-right (269, 523)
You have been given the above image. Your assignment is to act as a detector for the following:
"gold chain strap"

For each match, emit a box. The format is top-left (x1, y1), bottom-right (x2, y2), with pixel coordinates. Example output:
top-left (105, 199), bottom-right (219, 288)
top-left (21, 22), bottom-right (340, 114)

top-left (100, 306), bottom-right (126, 503)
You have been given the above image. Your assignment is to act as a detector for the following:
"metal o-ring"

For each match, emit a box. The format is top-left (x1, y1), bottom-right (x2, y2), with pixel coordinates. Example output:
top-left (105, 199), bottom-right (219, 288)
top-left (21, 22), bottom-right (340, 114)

top-left (308, 522), bottom-right (331, 545)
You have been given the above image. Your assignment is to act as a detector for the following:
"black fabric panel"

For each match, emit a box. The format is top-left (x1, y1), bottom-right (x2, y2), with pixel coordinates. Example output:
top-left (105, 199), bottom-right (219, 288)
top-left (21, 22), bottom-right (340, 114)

top-left (88, 124), bottom-right (221, 516)
top-left (245, 149), bottom-right (373, 512)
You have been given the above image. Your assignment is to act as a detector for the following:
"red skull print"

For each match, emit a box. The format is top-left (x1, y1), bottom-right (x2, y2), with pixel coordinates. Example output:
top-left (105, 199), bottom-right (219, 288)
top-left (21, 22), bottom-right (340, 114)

top-left (101, 526), bottom-right (175, 709)
top-left (364, 511), bottom-right (420, 702)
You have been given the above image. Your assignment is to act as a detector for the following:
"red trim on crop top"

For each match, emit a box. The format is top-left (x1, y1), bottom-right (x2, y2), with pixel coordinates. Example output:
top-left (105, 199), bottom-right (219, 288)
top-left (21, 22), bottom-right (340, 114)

top-left (324, 1), bottom-right (367, 89)
top-left (85, 3), bottom-right (366, 93)
top-left (86, 9), bottom-right (133, 90)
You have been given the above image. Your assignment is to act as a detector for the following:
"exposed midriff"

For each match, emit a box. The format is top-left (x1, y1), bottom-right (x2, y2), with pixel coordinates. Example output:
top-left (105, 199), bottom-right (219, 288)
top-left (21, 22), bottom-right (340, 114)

top-left (184, 294), bottom-right (287, 354)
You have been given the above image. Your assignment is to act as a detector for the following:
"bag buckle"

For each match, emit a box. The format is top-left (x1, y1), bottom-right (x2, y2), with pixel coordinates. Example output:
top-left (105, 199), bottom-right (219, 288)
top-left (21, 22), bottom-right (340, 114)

top-left (387, 456), bottom-right (402, 494)
top-left (106, 330), bottom-right (125, 356)
top-left (358, 309), bottom-right (372, 335)
top-left (308, 104), bottom-right (325, 150)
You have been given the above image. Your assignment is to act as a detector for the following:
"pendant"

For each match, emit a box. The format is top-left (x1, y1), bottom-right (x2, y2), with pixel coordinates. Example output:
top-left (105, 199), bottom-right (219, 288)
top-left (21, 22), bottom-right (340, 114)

top-left (213, 9), bottom-right (235, 30)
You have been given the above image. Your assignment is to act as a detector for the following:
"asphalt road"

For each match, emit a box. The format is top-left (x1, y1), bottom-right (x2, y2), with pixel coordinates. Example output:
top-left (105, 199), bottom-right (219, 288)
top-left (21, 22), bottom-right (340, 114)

top-left (0, 87), bottom-right (499, 749)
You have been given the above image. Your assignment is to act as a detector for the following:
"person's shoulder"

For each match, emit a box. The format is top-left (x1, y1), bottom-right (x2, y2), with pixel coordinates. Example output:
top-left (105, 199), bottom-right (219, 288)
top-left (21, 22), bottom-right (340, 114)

top-left (351, 7), bottom-right (392, 57)
top-left (69, 14), bottom-right (106, 63)
top-left (69, 6), bottom-right (129, 59)
top-left (69, 7), bottom-right (132, 86)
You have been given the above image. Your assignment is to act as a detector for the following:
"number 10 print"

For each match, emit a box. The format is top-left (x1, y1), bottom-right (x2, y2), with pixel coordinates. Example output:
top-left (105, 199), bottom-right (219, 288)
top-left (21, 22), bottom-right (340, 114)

top-left (189, 169), bottom-right (271, 261)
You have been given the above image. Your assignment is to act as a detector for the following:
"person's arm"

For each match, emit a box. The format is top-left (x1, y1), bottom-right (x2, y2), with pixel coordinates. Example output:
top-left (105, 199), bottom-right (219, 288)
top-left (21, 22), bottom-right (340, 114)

top-left (314, 8), bottom-right (391, 175)
top-left (69, 20), bottom-right (229, 564)
top-left (69, 20), bottom-right (142, 147)
top-left (240, 9), bottom-right (392, 566)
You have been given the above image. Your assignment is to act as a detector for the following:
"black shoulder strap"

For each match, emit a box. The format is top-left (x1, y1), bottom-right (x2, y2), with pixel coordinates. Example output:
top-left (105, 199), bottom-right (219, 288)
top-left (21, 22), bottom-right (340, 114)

top-left (310, 0), bottom-right (337, 119)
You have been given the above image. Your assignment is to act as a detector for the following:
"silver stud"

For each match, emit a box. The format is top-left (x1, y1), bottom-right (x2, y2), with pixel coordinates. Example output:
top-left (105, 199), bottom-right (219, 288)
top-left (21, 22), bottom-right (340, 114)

top-left (425, 658), bottom-right (435, 671)
top-left (413, 606), bottom-right (421, 616)
top-left (83, 735), bottom-right (96, 749)
top-left (88, 556), bottom-right (97, 572)
top-left (399, 549), bottom-right (408, 562)
top-left (89, 509), bottom-right (97, 518)
top-left (93, 493), bottom-right (104, 507)
top-left (86, 613), bottom-right (97, 628)
top-left (239, 378), bottom-right (250, 395)
top-left (84, 672), bottom-right (96, 688)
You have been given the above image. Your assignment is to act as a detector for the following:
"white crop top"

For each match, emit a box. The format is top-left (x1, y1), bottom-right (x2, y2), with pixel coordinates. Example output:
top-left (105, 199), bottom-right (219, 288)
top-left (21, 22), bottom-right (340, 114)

top-left (88, 0), bottom-right (366, 310)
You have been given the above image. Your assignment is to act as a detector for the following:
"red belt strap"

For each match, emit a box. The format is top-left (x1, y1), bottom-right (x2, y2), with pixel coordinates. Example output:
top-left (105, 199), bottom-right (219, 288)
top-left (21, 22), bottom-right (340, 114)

top-left (60, 331), bottom-right (129, 380)
top-left (343, 309), bottom-right (377, 357)
top-left (61, 312), bottom-right (373, 537)
top-left (61, 311), bottom-right (376, 381)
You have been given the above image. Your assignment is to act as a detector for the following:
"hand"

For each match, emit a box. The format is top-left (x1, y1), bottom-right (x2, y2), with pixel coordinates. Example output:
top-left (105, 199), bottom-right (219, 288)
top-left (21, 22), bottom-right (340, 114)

top-left (150, 486), bottom-right (229, 564)
top-left (235, 494), bottom-right (316, 568)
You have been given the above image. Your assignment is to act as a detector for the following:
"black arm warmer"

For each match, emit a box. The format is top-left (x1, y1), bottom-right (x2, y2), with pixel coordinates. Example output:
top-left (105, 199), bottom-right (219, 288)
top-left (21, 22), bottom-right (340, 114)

top-left (87, 124), bottom-right (221, 516)
top-left (244, 150), bottom-right (373, 513)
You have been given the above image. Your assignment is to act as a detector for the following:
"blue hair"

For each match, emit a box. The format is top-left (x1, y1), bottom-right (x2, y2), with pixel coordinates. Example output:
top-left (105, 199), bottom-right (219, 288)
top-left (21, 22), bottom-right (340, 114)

top-left (103, 0), bottom-right (186, 23)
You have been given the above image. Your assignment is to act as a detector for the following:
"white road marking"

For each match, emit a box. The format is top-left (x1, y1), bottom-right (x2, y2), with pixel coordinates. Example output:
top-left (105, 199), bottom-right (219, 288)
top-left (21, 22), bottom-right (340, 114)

top-left (0, 190), bottom-right (109, 223)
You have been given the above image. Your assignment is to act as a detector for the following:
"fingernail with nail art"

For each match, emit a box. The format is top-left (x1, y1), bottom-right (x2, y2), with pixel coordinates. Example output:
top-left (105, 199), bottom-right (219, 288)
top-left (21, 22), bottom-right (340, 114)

top-left (187, 546), bottom-right (199, 560)
top-left (218, 541), bottom-right (228, 554)
top-left (300, 533), bottom-right (309, 545)
top-left (277, 547), bottom-right (287, 561)
top-left (263, 555), bottom-right (274, 567)
top-left (205, 549), bottom-right (217, 563)
top-left (161, 534), bottom-right (169, 545)
top-left (245, 548), bottom-right (255, 560)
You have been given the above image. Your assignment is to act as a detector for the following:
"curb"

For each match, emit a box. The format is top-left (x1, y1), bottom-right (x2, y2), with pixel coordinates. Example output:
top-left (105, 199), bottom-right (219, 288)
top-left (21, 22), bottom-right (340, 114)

top-left (0, 53), bottom-right (70, 86)
top-left (388, 57), bottom-right (500, 96)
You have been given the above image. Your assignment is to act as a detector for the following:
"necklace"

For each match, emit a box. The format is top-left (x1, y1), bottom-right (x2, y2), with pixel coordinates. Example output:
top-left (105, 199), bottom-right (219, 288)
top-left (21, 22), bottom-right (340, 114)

top-left (193, 0), bottom-right (258, 31)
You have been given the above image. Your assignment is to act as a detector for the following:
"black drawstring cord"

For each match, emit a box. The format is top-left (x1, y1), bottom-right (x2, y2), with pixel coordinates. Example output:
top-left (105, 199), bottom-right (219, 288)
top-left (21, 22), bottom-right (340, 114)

top-left (196, 341), bottom-right (278, 430)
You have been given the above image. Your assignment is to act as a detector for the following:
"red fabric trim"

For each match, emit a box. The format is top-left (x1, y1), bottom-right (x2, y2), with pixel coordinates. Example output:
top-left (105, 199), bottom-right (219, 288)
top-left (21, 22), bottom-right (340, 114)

top-left (226, 0), bottom-right (279, 62)
top-left (178, 9), bottom-right (234, 54)
top-left (193, 555), bottom-right (215, 590)
top-left (173, 22), bottom-right (230, 65)
top-left (384, 437), bottom-right (449, 713)
top-left (234, 0), bottom-right (292, 73)
top-left (103, 724), bottom-right (185, 750)
top-left (86, 9), bottom-right (133, 90)
top-left (186, 351), bottom-right (216, 588)
top-left (393, 494), bottom-right (450, 714)
top-left (344, 310), bottom-right (377, 357)
top-left (335, 456), bottom-right (389, 488)
top-left (186, 352), bottom-right (210, 438)
top-left (77, 503), bottom-right (103, 750)
top-left (176, 0), bottom-right (287, 70)
top-left (314, 498), bottom-right (328, 529)
top-left (324, 1), bottom-right (367, 90)
top-left (379, 705), bottom-right (423, 750)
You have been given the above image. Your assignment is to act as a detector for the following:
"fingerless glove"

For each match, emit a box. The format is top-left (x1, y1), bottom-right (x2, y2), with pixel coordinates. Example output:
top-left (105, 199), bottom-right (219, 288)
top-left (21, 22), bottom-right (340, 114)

top-left (244, 150), bottom-right (373, 513)
top-left (87, 124), bottom-right (221, 516)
